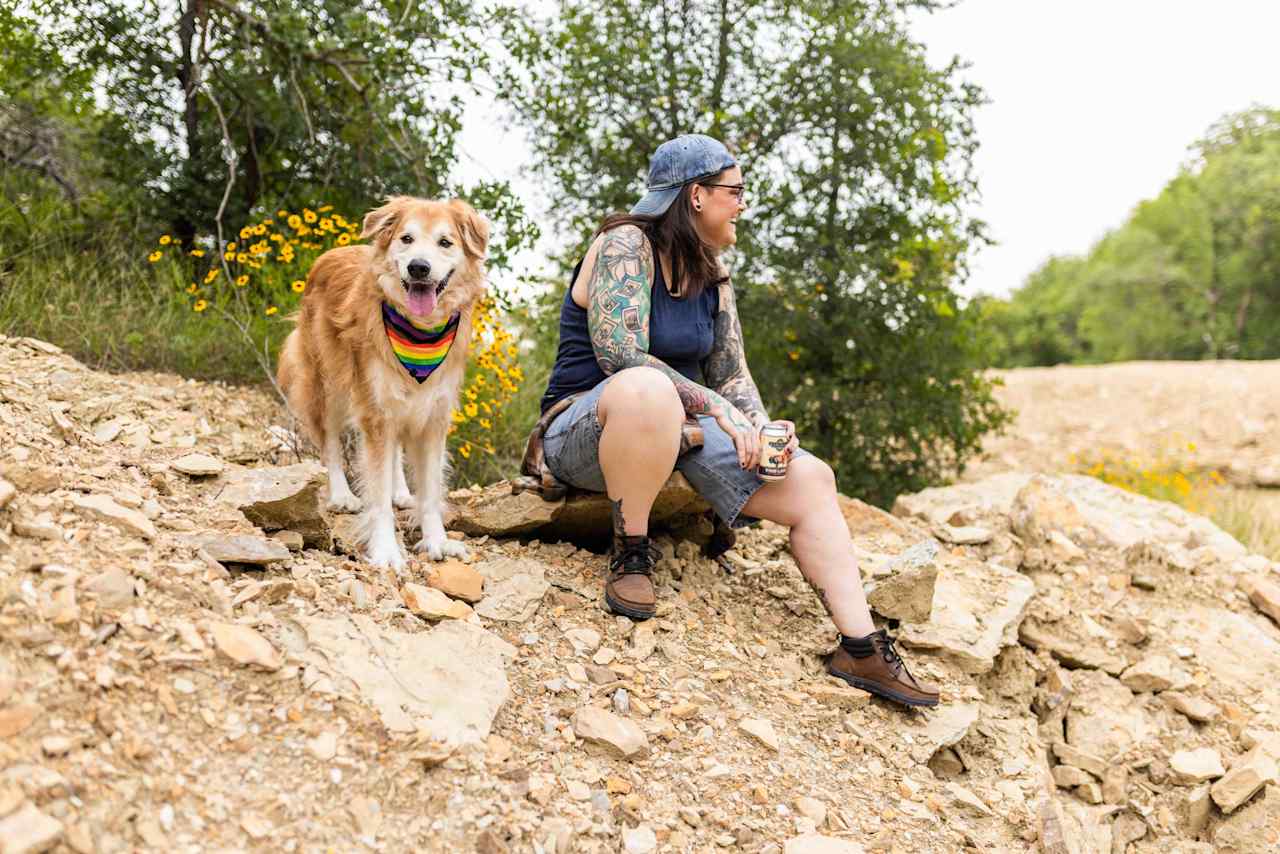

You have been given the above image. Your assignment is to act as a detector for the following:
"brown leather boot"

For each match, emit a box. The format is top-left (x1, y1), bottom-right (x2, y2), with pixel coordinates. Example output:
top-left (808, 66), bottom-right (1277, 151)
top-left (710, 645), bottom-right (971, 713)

top-left (604, 537), bottom-right (657, 621)
top-left (828, 630), bottom-right (939, 708)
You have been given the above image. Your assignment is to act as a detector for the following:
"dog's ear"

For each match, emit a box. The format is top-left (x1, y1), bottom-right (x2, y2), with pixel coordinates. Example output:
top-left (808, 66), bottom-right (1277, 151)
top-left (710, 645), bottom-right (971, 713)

top-left (361, 197), bottom-right (408, 248)
top-left (448, 199), bottom-right (490, 260)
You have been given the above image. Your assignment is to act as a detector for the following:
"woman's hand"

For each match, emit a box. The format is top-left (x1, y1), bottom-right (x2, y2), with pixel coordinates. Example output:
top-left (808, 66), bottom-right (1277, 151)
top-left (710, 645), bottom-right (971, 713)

top-left (712, 401), bottom-right (762, 470)
top-left (769, 419), bottom-right (800, 463)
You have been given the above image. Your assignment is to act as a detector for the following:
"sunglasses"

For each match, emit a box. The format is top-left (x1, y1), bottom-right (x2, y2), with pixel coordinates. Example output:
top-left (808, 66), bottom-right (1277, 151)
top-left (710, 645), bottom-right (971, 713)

top-left (700, 182), bottom-right (747, 202)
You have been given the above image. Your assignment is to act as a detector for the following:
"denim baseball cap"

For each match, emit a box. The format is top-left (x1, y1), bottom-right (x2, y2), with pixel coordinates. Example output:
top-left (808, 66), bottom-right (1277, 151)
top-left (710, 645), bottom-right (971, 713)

top-left (631, 134), bottom-right (737, 217)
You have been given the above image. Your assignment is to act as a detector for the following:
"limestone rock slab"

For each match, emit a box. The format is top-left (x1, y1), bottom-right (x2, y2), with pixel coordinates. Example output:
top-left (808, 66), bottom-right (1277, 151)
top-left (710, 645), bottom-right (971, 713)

top-left (216, 462), bottom-right (331, 548)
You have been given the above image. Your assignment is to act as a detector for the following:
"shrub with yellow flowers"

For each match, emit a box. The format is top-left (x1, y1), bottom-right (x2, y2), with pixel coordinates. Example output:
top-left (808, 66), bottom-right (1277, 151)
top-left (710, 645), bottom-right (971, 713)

top-left (1069, 441), bottom-right (1225, 514)
top-left (145, 204), bottom-right (526, 465)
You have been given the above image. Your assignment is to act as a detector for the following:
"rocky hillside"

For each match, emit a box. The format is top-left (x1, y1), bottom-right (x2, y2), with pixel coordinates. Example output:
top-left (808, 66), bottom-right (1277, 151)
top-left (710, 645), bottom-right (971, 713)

top-left (2, 336), bottom-right (1280, 854)
top-left (968, 360), bottom-right (1280, 487)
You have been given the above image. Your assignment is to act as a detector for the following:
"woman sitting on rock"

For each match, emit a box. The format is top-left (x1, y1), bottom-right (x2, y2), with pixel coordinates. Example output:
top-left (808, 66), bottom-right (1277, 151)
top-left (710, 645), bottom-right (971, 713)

top-left (528, 134), bottom-right (937, 709)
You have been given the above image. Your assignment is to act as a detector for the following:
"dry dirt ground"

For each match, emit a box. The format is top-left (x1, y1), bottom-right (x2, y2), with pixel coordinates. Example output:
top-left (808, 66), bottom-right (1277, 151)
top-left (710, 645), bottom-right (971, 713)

top-left (3, 340), bottom-right (1280, 854)
top-left (968, 360), bottom-right (1280, 488)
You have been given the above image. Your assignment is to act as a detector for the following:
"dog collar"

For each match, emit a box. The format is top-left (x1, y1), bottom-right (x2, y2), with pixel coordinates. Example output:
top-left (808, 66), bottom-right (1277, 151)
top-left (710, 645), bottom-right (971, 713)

top-left (382, 302), bottom-right (461, 383)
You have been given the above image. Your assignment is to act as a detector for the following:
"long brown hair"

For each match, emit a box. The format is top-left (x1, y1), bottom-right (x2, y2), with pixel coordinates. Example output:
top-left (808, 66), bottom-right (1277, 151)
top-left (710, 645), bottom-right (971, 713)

top-left (595, 171), bottom-right (731, 300)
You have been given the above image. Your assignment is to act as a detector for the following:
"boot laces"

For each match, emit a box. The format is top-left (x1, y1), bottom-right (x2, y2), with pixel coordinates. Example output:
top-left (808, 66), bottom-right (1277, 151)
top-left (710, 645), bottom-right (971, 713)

top-left (611, 540), bottom-right (658, 577)
top-left (874, 630), bottom-right (919, 685)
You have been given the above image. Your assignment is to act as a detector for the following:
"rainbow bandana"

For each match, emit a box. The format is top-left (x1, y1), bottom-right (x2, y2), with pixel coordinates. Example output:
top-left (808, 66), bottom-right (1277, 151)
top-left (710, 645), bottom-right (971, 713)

top-left (382, 302), bottom-right (461, 383)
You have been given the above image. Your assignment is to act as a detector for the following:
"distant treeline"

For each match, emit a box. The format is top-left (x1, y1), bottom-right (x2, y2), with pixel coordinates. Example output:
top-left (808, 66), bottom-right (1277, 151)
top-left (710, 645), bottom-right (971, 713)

top-left (980, 108), bottom-right (1280, 367)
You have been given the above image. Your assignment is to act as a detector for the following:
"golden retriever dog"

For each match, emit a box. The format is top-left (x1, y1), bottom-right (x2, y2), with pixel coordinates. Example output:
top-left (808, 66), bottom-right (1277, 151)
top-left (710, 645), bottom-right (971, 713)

top-left (277, 196), bottom-right (488, 572)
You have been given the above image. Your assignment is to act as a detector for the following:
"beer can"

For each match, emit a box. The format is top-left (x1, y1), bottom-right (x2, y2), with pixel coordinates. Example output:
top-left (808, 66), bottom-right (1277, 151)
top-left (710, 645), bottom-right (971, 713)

top-left (758, 422), bottom-right (790, 481)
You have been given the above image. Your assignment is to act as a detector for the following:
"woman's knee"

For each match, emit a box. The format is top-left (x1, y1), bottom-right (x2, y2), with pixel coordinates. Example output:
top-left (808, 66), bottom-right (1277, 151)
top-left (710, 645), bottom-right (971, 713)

top-left (598, 367), bottom-right (683, 427)
top-left (793, 455), bottom-right (837, 495)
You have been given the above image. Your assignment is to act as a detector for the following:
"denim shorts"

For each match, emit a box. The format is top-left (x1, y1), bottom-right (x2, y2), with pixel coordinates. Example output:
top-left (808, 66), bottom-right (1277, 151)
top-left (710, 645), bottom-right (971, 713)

top-left (541, 378), bottom-right (810, 529)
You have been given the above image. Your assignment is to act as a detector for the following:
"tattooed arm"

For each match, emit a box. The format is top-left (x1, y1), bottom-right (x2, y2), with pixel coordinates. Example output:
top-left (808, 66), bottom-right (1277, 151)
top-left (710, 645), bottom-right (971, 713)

top-left (586, 224), bottom-right (760, 467)
top-left (703, 278), bottom-right (769, 429)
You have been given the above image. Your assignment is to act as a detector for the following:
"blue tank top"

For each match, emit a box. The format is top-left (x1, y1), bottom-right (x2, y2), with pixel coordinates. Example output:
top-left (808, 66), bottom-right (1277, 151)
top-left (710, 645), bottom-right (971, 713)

top-left (540, 241), bottom-right (720, 414)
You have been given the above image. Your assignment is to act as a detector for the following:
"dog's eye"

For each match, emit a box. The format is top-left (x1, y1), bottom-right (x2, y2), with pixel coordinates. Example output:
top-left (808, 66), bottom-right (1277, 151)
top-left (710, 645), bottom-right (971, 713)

top-left (399, 234), bottom-right (413, 244)
top-left (438, 238), bottom-right (454, 248)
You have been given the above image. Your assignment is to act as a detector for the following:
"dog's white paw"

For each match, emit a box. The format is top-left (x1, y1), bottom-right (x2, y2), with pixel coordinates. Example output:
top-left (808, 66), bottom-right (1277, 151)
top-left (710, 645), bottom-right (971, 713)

top-left (392, 489), bottom-right (414, 510)
top-left (365, 542), bottom-right (408, 574)
top-left (327, 490), bottom-right (362, 513)
top-left (414, 536), bottom-right (469, 562)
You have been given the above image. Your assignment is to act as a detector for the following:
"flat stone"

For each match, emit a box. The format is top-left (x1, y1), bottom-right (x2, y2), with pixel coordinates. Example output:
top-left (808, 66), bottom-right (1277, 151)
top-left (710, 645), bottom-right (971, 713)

top-left (403, 584), bottom-right (473, 621)
top-left (0, 802), bottom-right (63, 854)
top-left (72, 493), bottom-right (156, 540)
top-left (865, 540), bottom-right (937, 624)
top-left (541, 472), bottom-right (707, 540)
top-left (1185, 784), bottom-right (1212, 837)
top-left (210, 622), bottom-right (282, 670)
top-left (0, 704), bottom-right (41, 739)
top-left (170, 453), bottom-right (224, 476)
top-left (295, 615), bottom-right (515, 744)
top-left (306, 731), bottom-right (338, 761)
top-left (739, 717), bottom-right (780, 752)
top-left (1211, 746), bottom-right (1279, 813)
top-left (571, 706), bottom-right (649, 759)
top-left (425, 560), bottom-right (484, 603)
top-left (935, 524), bottom-right (993, 545)
top-left (447, 481), bottom-right (565, 536)
top-left (622, 824), bottom-right (657, 854)
top-left (1160, 691), bottom-right (1220, 723)
top-left (1065, 671), bottom-right (1151, 760)
top-left (271, 530), bottom-right (305, 552)
top-left (0, 479), bottom-right (14, 511)
top-left (216, 462), bottom-right (331, 548)
top-left (905, 701), bottom-right (979, 765)
top-left (1211, 784), bottom-right (1280, 851)
top-left (1051, 766), bottom-right (1094, 788)
top-left (898, 556), bottom-right (1035, 673)
top-left (191, 533), bottom-right (291, 566)
top-left (793, 796), bottom-right (827, 828)
top-left (565, 628), bottom-right (602, 654)
top-left (783, 834), bottom-right (866, 854)
top-left (1169, 748), bottom-right (1225, 784)
top-left (947, 782), bottom-right (992, 816)
top-left (1120, 655), bottom-right (1182, 693)
top-left (84, 568), bottom-right (135, 610)
top-left (474, 573), bottom-right (549, 623)
top-left (1240, 575), bottom-right (1280, 626)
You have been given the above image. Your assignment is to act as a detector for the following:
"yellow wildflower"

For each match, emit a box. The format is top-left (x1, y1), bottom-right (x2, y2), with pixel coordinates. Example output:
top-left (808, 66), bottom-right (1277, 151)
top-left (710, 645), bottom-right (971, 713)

top-left (159, 235), bottom-right (172, 245)
top-left (253, 224), bottom-right (266, 236)
top-left (277, 209), bottom-right (288, 217)
top-left (227, 242), bottom-right (236, 251)
top-left (288, 214), bottom-right (302, 229)
top-left (464, 402), bottom-right (478, 418)
top-left (303, 209), bottom-right (317, 223)
top-left (235, 275), bottom-right (249, 286)
top-left (147, 251), bottom-right (162, 262)
top-left (318, 204), bottom-right (333, 212)
top-left (465, 388), bottom-right (478, 401)
top-left (479, 418), bottom-right (491, 429)
top-left (319, 218), bottom-right (333, 231)
top-left (239, 226), bottom-right (252, 240)
top-left (291, 280), bottom-right (305, 293)
top-left (204, 269), bottom-right (220, 283)
top-left (236, 253), bottom-right (247, 263)
top-left (459, 444), bottom-right (471, 459)
top-left (193, 299), bottom-right (208, 312)
top-left (185, 283), bottom-right (198, 294)
top-left (337, 233), bottom-right (351, 245)
top-left (265, 306), bottom-right (278, 316)
top-left (190, 249), bottom-right (205, 257)
top-left (224, 251), bottom-right (235, 261)
top-left (451, 410), bottom-right (466, 424)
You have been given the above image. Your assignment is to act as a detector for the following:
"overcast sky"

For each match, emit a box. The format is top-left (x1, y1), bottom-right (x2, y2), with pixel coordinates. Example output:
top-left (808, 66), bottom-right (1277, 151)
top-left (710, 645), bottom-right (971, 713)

top-left (457, 0), bottom-right (1280, 298)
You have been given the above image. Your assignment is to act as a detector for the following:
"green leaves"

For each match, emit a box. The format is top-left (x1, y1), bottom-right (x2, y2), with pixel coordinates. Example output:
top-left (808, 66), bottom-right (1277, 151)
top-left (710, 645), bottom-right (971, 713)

top-left (989, 107), bottom-right (1280, 366)
top-left (499, 0), bottom-right (1008, 506)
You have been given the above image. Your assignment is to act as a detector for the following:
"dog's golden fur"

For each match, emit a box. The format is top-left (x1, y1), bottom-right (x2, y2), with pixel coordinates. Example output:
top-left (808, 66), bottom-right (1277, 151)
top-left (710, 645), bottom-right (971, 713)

top-left (277, 196), bottom-right (489, 571)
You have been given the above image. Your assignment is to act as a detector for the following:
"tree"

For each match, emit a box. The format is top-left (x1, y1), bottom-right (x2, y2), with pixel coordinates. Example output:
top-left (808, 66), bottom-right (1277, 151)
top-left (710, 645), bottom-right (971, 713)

top-left (988, 107), bottom-right (1280, 366)
top-left (499, 0), bottom-right (1010, 505)
top-left (34, 0), bottom-right (530, 268)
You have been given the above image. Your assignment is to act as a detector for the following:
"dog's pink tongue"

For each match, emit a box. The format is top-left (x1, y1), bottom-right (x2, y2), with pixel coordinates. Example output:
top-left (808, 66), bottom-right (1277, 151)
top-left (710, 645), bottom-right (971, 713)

top-left (406, 287), bottom-right (437, 318)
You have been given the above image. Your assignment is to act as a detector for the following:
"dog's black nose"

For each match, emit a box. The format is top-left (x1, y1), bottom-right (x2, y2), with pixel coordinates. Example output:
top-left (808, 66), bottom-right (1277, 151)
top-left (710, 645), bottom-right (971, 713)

top-left (407, 260), bottom-right (431, 280)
